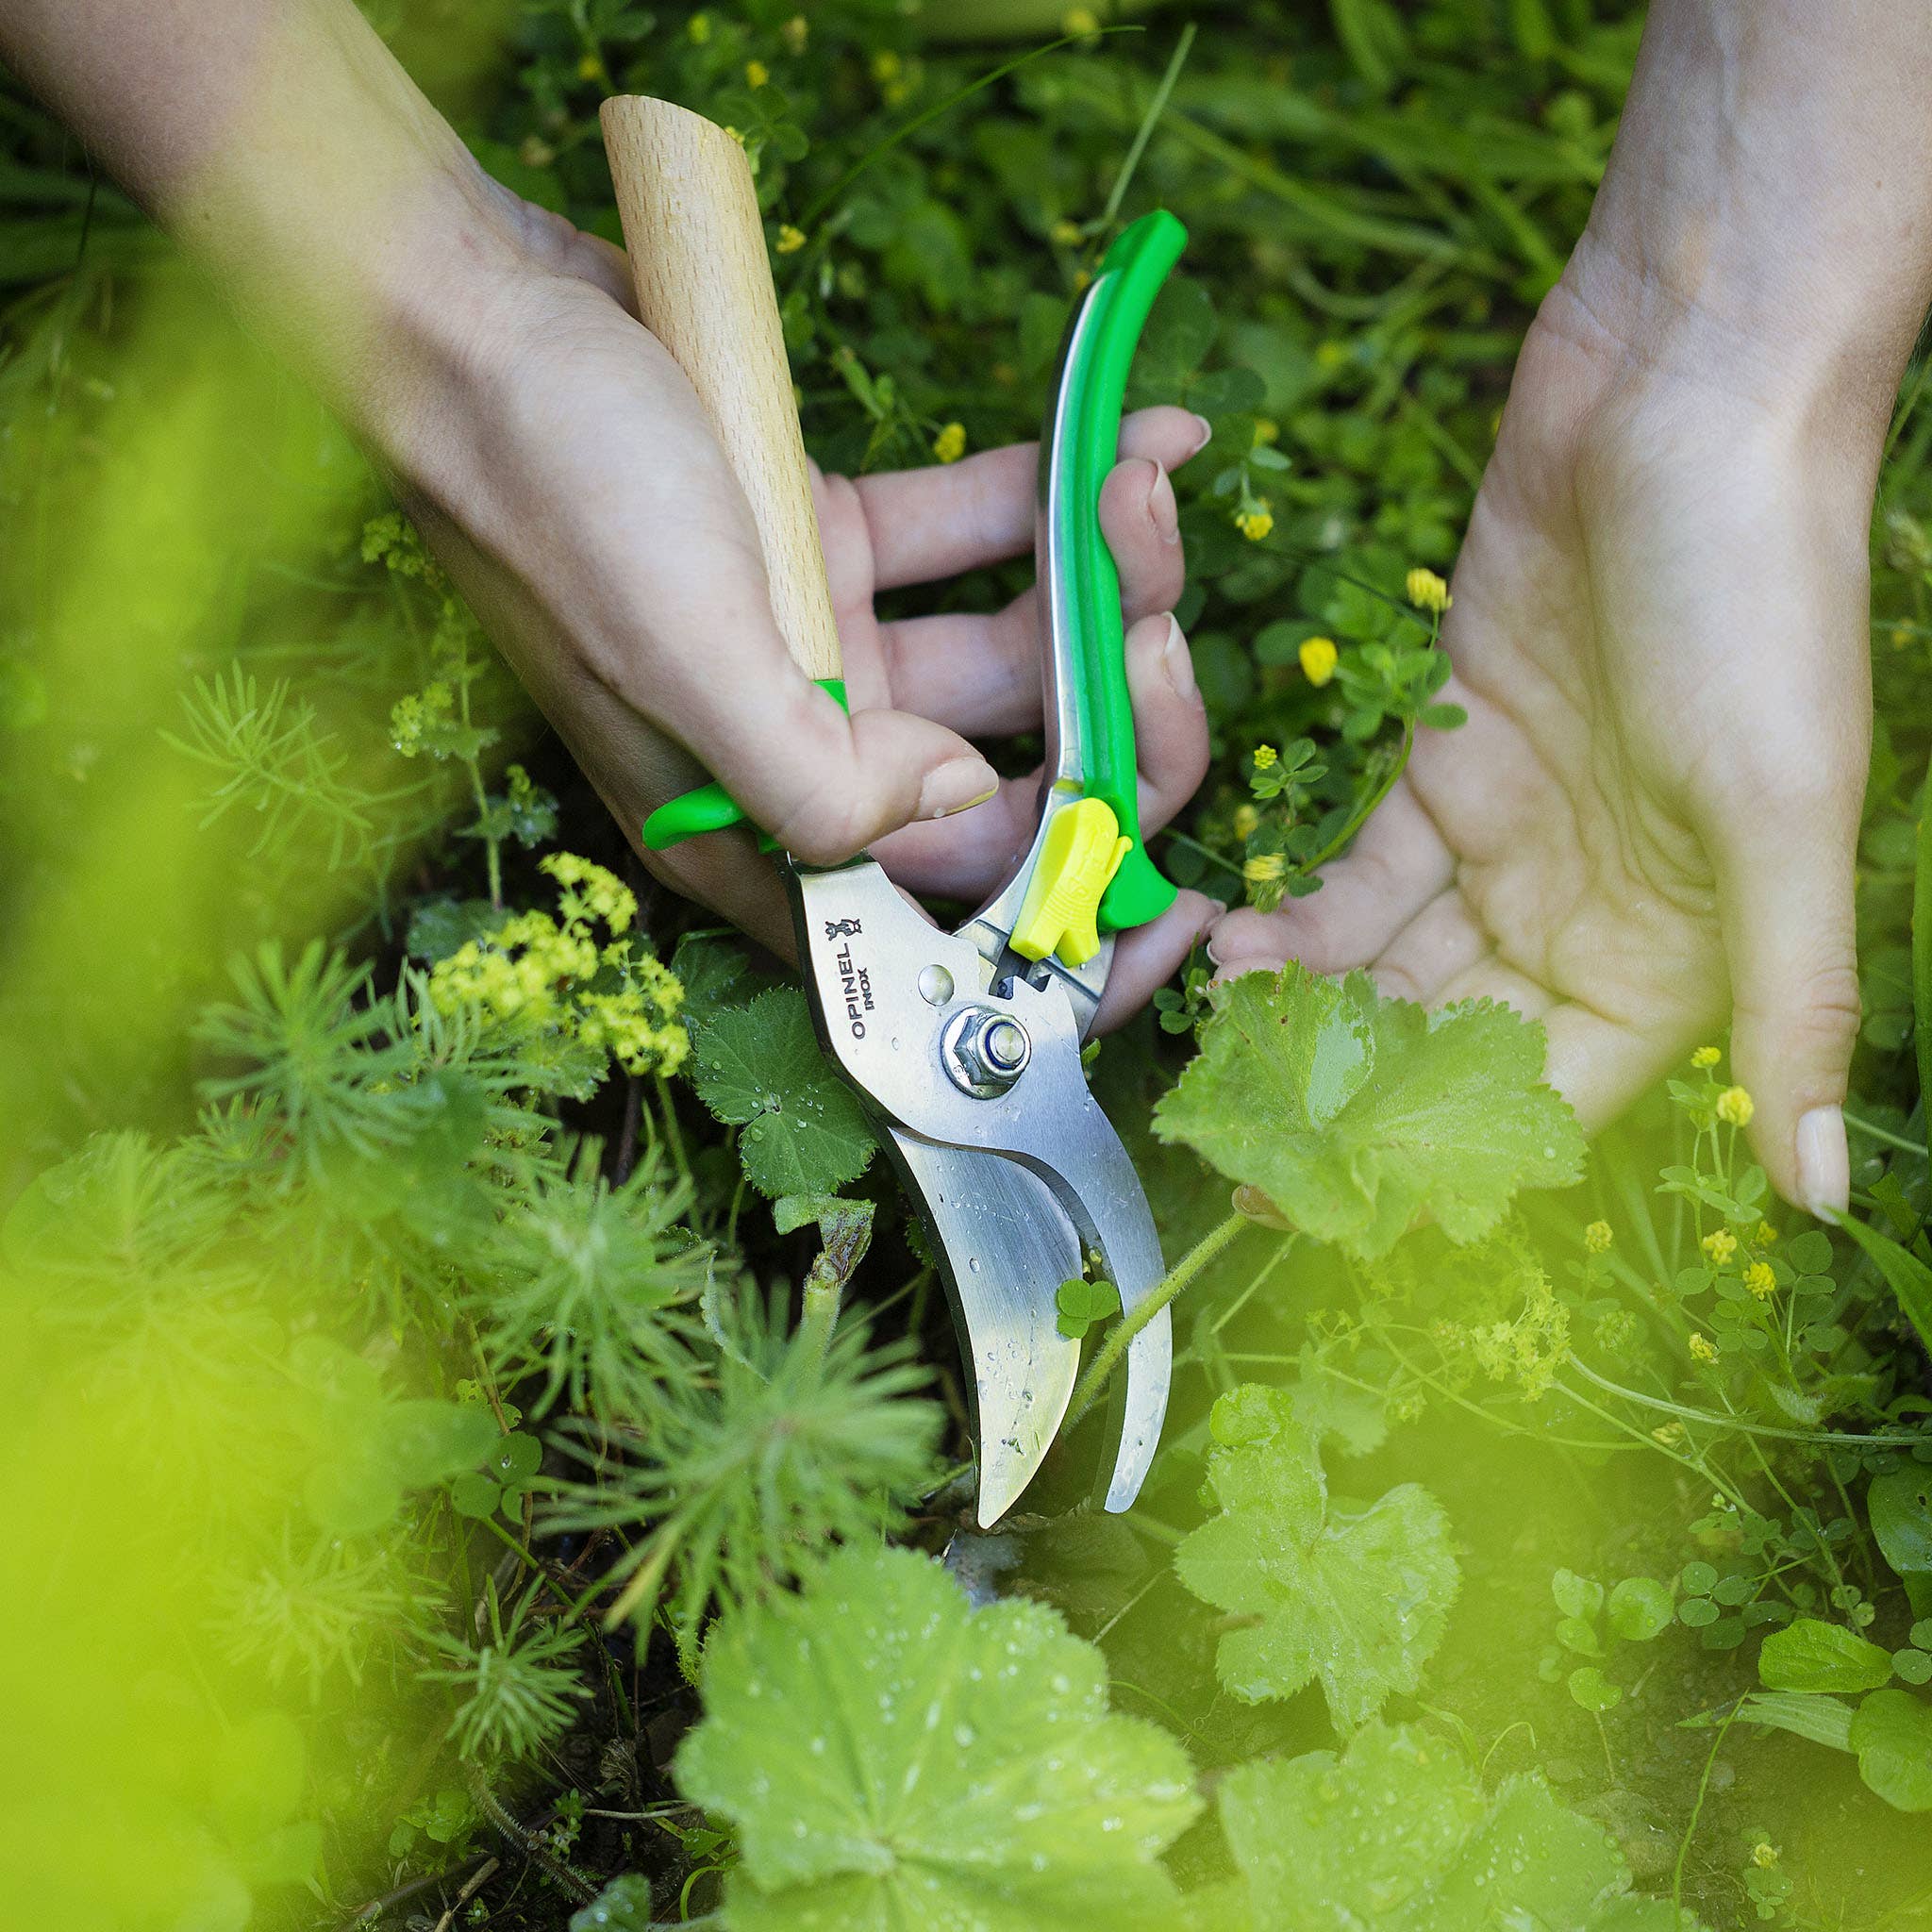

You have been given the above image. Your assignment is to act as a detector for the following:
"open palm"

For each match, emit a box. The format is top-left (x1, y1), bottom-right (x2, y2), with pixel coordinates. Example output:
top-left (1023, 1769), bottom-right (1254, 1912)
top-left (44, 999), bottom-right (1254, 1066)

top-left (1211, 282), bottom-right (1874, 1211)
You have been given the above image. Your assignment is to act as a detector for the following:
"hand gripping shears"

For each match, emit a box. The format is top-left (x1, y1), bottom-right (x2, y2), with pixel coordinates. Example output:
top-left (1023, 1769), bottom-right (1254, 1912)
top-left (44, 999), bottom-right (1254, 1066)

top-left (602, 96), bottom-right (1187, 1524)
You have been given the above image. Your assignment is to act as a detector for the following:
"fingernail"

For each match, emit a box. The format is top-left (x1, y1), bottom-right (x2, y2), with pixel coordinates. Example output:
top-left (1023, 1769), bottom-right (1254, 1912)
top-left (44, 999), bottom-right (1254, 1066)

top-left (1795, 1105), bottom-right (1849, 1217)
top-left (1148, 461), bottom-right (1180, 546)
top-left (1187, 412), bottom-right (1214, 457)
top-left (1205, 929), bottom-right (1227, 968)
top-left (919, 756), bottom-right (999, 820)
top-left (1161, 612), bottom-right (1197, 700)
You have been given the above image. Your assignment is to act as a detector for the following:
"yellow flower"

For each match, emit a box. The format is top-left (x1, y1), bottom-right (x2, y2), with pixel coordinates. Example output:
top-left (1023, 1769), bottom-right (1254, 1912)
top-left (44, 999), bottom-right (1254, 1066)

top-left (745, 59), bottom-right (770, 88)
top-left (1232, 804), bottom-right (1260, 840)
top-left (782, 15), bottom-right (808, 54)
top-left (724, 126), bottom-right (745, 146)
top-left (1752, 1841), bottom-right (1780, 1871)
top-left (1716, 1085), bottom-right (1755, 1127)
top-left (1689, 1332), bottom-right (1720, 1364)
top-left (932, 422), bottom-right (967, 465)
top-left (1299, 636), bottom-right (1339, 686)
top-left (872, 49), bottom-right (902, 81)
top-left (1690, 1044), bottom-right (1721, 1068)
top-left (1253, 744), bottom-right (1279, 770)
top-left (1062, 6), bottom-right (1101, 34)
top-left (1755, 1221), bottom-right (1777, 1247)
top-left (1584, 1220), bottom-right (1613, 1254)
top-left (575, 52), bottom-right (604, 82)
top-left (775, 224), bottom-right (807, 255)
top-left (1406, 566), bottom-right (1452, 614)
top-left (1702, 1228), bottom-right (1738, 1265)
top-left (687, 11), bottom-right (710, 42)
top-left (1315, 340), bottom-right (1348, 370)
top-left (1253, 418), bottom-right (1280, 446)
top-left (1050, 217), bottom-right (1084, 247)
top-left (1744, 1260), bottom-right (1777, 1298)
top-left (1235, 507), bottom-right (1274, 542)
top-left (1651, 1421), bottom-right (1684, 1446)
top-left (1243, 853), bottom-right (1287, 884)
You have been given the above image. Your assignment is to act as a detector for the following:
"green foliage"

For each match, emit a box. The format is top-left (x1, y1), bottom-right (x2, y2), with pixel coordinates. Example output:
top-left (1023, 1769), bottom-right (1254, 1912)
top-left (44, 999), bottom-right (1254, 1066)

top-left (1757, 1618), bottom-right (1896, 1695)
top-left (1174, 1384), bottom-right (1457, 1725)
top-left (1155, 963), bottom-right (1583, 1257)
top-left (675, 1545), bottom-right (1201, 1930)
top-left (549, 1286), bottom-right (942, 1636)
top-left (1216, 1722), bottom-right (1705, 1929)
top-left (690, 986), bottom-right (878, 1197)
top-left (1056, 1273), bottom-right (1121, 1339)
top-left (418, 1581), bottom-right (589, 1765)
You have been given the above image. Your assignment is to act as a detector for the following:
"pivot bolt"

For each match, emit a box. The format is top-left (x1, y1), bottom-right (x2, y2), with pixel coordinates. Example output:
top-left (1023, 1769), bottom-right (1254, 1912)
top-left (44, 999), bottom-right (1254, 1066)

top-left (941, 1005), bottom-right (1033, 1098)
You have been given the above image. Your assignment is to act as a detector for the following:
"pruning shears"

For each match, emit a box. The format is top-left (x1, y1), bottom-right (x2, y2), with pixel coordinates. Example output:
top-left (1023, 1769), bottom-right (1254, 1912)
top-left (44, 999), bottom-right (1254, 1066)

top-left (602, 96), bottom-right (1186, 1525)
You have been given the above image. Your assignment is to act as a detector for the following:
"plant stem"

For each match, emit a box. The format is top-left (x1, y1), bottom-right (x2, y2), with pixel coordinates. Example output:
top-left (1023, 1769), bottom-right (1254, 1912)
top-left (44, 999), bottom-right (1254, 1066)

top-left (1094, 23), bottom-right (1194, 233)
top-left (1064, 1210), bottom-right (1249, 1431)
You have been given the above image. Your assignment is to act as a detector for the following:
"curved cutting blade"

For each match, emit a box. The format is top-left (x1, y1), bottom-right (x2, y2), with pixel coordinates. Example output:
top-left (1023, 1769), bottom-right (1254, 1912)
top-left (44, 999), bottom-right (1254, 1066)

top-left (884, 1128), bottom-right (1081, 1525)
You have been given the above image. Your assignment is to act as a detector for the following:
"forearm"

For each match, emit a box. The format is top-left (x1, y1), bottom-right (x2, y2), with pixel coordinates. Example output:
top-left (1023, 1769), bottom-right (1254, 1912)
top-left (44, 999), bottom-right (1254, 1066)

top-left (1561, 0), bottom-right (1932, 432)
top-left (0, 0), bottom-right (525, 434)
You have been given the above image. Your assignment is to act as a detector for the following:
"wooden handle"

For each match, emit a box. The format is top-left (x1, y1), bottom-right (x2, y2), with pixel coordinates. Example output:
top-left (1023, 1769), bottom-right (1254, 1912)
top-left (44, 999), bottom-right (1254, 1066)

top-left (600, 95), bottom-right (841, 683)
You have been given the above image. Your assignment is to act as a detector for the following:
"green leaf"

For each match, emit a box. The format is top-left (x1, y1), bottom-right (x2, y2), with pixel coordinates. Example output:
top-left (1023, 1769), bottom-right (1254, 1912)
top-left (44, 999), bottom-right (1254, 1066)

top-left (676, 1546), bottom-right (1200, 1930)
top-left (1552, 1569), bottom-right (1604, 1621)
top-left (1728, 1690), bottom-right (1858, 1751)
top-left (1869, 1467), bottom-right (1932, 1618)
top-left (1757, 1618), bottom-right (1895, 1694)
top-left (570, 1874), bottom-right (656, 1931)
top-left (1568, 1666), bottom-right (1623, 1712)
top-left (1217, 1721), bottom-right (1704, 1929)
top-left (1913, 774), bottom-right (1932, 1165)
top-left (1174, 1385), bottom-right (1458, 1726)
top-left (1154, 965), bottom-right (1583, 1260)
top-left (1055, 1275), bottom-right (1122, 1340)
top-left (1607, 1577), bottom-right (1676, 1643)
top-left (691, 988), bottom-right (877, 1198)
top-left (1850, 1689), bottom-right (1932, 1812)
top-left (1830, 1211), bottom-right (1932, 1357)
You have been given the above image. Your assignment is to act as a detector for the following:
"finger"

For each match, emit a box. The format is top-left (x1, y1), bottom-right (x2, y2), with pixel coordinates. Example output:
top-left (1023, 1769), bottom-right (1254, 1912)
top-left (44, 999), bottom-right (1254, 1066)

top-left (1093, 891), bottom-right (1223, 1034)
top-left (1359, 886), bottom-right (1491, 1006)
top-left (874, 451), bottom-right (1192, 737)
top-left (1207, 781), bottom-right (1454, 978)
top-left (855, 406), bottom-right (1211, 591)
top-left (1706, 785), bottom-right (1863, 1217)
top-left (1541, 1003), bottom-right (1692, 1138)
top-left (870, 607), bottom-right (1208, 902)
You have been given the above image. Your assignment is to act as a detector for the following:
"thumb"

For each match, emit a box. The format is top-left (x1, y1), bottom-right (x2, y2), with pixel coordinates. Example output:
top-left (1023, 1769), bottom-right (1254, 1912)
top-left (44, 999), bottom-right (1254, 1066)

top-left (701, 673), bottom-right (999, 869)
top-left (1710, 791), bottom-right (1862, 1218)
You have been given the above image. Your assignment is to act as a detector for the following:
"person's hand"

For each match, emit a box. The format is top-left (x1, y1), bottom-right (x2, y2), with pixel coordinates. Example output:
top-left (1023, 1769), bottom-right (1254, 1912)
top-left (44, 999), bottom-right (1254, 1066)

top-left (1208, 249), bottom-right (1884, 1213)
top-left (378, 198), bottom-right (1217, 1020)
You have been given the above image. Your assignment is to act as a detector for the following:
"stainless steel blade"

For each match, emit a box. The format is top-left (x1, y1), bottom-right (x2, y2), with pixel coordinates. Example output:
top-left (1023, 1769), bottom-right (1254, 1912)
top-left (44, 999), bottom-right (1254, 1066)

top-left (883, 1127), bottom-right (1081, 1525)
top-left (789, 858), bottom-right (1173, 1516)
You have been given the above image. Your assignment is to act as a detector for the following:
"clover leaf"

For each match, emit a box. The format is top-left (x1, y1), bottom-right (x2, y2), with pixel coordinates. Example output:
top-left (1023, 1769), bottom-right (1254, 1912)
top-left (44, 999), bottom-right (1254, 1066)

top-left (1174, 1384), bottom-right (1458, 1726)
top-left (1056, 1274), bottom-right (1122, 1341)
top-left (675, 1545), bottom-right (1200, 1931)
top-left (1218, 1722), bottom-right (1705, 1929)
top-left (690, 987), bottom-right (876, 1199)
top-left (451, 1429), bottom-right (543, 1524)
top-left (1153, 965), bottom-right (1583, 1259)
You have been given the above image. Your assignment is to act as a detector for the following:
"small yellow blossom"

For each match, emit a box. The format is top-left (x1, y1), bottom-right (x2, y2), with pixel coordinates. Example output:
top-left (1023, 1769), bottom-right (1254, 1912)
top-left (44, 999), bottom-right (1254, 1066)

top-left (724, 126), bottom-right (745, 146)
top-left (1050, 217), bottom-right (1084, 247)
top-left (745, 58), bottom-right (770, 88)
top-left (687, 11), bottom-right (710, 42)
top-left (1062, 6), bottom-right (1102, 34)
top-left (1243, 853), bottom-right (1288, 885)
top-left (1755, 1221), bottom-right (1777, 1246)
top-left (1752, 1841), bottom-right (1780, 1871)
top-left (872, 49), bottom-right (902, 81)
top-left (782, 15), bottom-right (808, 54)
top-left (1253, 744), bottom-right (1279, 770)
top-left (1744, 1260), bottom-right (1777, 1298)
top-left (1315, 340), bottom-right (1348, 370)
top-left (1232, 804), bottom-right (1261, 840)
top-left (575, 52), bottom-right (603, 82)
top-left (1716, 1085), bottom-right (1756, 1127)
top-left (1253, 418), bottom-right (1280, 446)
top-left (1690, 1332), bottom-right (1720, 1364)
top-left (1406, 566), bottom-right (1452, 614)
top-left (775, 224), bottom-right (807, 255)
top-left (1690, 1044), bottom-right (1722, 1069)
top-left (1584, 1220), bottom-right (1613, 1254)
top-left (932, 422), bottom-right (967, 464)
top-left (1652, 1421), bottom-right (1685, 1446)
top-left (1299, 636), bottom-right (1339, 687)
top-left (1235, 507), bottom-right (1274, 542)
top-left (1703, 1228), bottom-right (1738, 1265)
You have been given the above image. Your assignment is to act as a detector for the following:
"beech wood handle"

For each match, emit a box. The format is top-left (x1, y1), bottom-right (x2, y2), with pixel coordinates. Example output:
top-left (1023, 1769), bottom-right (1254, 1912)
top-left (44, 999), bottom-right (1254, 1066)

top-left (600, 94), bottom-right (841, 682)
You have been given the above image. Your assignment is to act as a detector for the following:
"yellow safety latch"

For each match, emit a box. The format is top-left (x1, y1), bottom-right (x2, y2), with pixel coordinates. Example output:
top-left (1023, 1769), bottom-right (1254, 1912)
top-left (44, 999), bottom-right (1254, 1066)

top-left (1009, 797), bottom-right (1133, 967)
